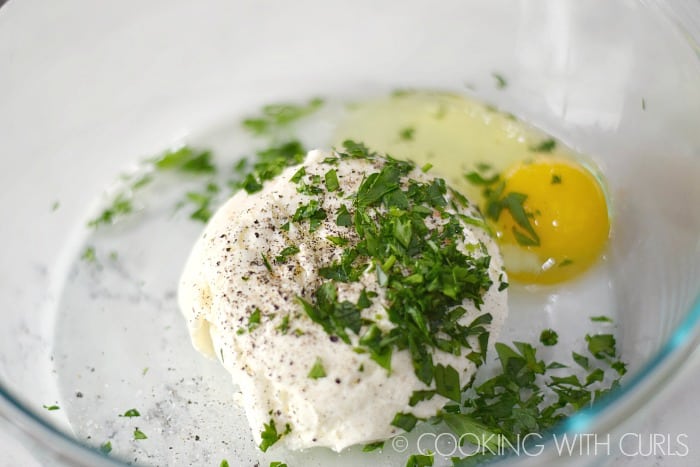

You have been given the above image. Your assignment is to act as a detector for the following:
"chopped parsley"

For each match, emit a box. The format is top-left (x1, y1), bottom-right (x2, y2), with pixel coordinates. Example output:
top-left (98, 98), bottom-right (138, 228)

top-left (290, 141), bottom-right (496, 410)
top-left (399, 127), bottom-right (415, 141)
top-left (391, 412), bottom-right (419, 432)
top-left (153, 147), bottom-right (216, 174)
top-left (180, 182), bottom-right (220, 223)
top-left (444, 331), bottom-right (626, 464)
top-left (324, 169), bottom-right (340, 192)
top-left (586, 333), bottom-right (616, 359)
top-left (406, 452), bottom-right (434, 467)
top-left (120, 408), bottom-right (140, 417)
top-left (88, 194), bottom-right (134, 228)
top-left (51, 201), bottom-right (60, 211)
top-left (559, 258), bottom-right (573, 267)
top-left (362, 441), bottom-right (385, 452)
top-left (42, 404), bottom-right (60, 411)
top-left (269, 462), bottom-right (288, 467)
top-left (539, 329), bottom-right (558, 346)
top-left (81, 246), bottom-right (97, 263)
top-left (529, 138), bottom-right (557, 153)
top-left (259, 418), bottom-right (291, 452)
top-left (133, 428), bottom-right (148, 440)
top-left (220, 461), bottom-right (229, 467)
top-left (276, 315), bottom-right (290, 334)
top-left (242, 98), bottom-right (324, 135)
top-left (275, 245), bottom-right (300, 263)
top-left (99, 441), bottom-right (112, 454)
top-left (236, 140), bottom-right (307, 194)
top-left (261, 253), bottom-right (273, 273)
top-left (590, 315), bottom-right (613, 323)
top-left (307, 357), bottom-right (327, 379)
top-left (551, 174), bottom-right (562, 184)
top-left (248, 308), bottom-right (262, 332)
top-left (492, 72), bottom-right (507, 89)
top-left (466, 165), bottom-right (540, 247)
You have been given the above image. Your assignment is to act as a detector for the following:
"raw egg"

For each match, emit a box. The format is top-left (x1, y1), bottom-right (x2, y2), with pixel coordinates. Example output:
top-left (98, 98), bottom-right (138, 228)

top-left (491, 157), bottom-right (610, 284)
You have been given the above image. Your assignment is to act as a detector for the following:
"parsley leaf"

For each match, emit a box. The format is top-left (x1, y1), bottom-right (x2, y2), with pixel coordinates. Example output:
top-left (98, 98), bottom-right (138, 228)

top-left (539, 329), bottom-right (558, 346)
top-left (406, 452), bottom-right (434, 467)
top-left (242, 98), bottom-right (324, 136)
top-left (324, 169), bottom-right (340, 192)
top-left (529, 138), bottom-right (557, 153)
top-left (100, 441), bottom-right (112, 454)
top-left (391, 413), bottom-right (419, 432)
top-left (308, 357), bottom-right (327, 379)
top-left (153, 147), bottom-right (216, 174)
top-left (259, 419), bottom-right (291, 452)
top-left (275, 245), bottom-right (300, 263)
top-left (121, 408), bottom-right (140, 417)
top-left (362, 441), bottom-right (385, 452)
top-left (492, 72), bottom-right (508, 89)
top-left (399, 127), bottom-right (415, 141)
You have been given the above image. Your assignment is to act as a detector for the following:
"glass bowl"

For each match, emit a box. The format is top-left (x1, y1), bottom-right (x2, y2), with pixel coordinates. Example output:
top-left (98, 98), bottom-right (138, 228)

top-left (0, 0), bottom-right (698, 466)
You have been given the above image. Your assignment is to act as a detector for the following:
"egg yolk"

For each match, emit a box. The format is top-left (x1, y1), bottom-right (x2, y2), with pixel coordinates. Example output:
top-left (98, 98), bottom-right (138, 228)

top-left (492, 157), bottom-right (610, 284)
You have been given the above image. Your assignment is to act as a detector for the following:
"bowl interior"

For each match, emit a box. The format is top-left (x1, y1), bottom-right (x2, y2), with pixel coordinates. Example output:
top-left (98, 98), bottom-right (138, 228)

top-left (0, 0), bottom-right (699, 466)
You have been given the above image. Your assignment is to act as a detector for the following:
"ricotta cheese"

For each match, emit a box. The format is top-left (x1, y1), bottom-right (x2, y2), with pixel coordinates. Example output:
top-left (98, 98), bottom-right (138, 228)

top-left (178, 148), bottom-right (508, 452)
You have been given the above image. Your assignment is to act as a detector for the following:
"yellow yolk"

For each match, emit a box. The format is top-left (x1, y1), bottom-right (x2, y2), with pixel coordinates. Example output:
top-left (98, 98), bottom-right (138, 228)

top-left (492, 157), bottom-right (610, 284)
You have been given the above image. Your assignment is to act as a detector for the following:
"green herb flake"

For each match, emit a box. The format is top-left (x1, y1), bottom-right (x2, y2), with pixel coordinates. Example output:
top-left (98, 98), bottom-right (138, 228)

top-left (81, 246), bottom-right (97, 263)
top-left (88, 194), bottom-right (134, 228)
top-left (326, 235), bottom-right (349, 246)
top-left (559, 258), bottom-right (574, 267)
top-left (362, 441), bottom-right (384, 452)
top-left (539, 329), bottom-right (558, 346)
top-left (590, 316), bottom-right (613, 323)
top-left (434, 364), bottom-right (461, 403)
top-left (586, 334), bottom-right (617, 359)
top-left (391, 412), bottom-right (418, 432)
top-left (242, 98), bottom-right (324, 136)
top-left (100, 441), bottom-right (112, 454)
top-left (276, 315), bottom-right (290, 334)
top-left (492, 72), bottom-right (508, 89)
top-left (42, 404), bottom-right (60, 411)
top-left (275, 245), bottom-right (300, 263)
top-left (406, 452), bottom-right (434, 467)
top-left (421, 163), bottom-right (433, 173)
top-left (248, 308), bottom-right (262, 332)
top-left (154, 147), bottom-right (216, 174)
top-left (261, 253), bottom-right (273, 273)
top-left (133, 428), bottom-right (148, 440)
top-left (308, 357), bottom-right (327, 379)
top-left (324, 169), bottom-right (340, 192)
top-left (121, 408), bottom-right (140, 417)
top-left (220, 461), bottom-right (230, 467)
top-left (51, 201), bottom-right (60, 211)
top-left (290, 166), bottom-right (306, 183)
top-left (336, 204), bottom-right (352, 226)
top-left (529, 138), bottom-right (557, 153)
top-left (259, 418), bottom-right (291, 452)
top-left (551, 174), bottom-right (562, 184)
top-left (269, 462), bottom-right (288, 467)
top-left (399, 127), bottom-right (415, 141)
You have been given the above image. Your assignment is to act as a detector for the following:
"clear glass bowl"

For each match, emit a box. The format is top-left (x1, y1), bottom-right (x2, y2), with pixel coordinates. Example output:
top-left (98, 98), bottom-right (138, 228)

top-left (0, 0), bottom-right (698, 466)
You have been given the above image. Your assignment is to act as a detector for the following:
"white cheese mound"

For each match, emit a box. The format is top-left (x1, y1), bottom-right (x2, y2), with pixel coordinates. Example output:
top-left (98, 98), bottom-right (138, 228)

top-left (178, 149), bottom-right (508, 452)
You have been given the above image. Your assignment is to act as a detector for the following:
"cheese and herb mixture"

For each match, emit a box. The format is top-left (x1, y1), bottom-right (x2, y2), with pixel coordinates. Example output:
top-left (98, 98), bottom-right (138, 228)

top-left (178, 142), bottom-right (508, 451)
top-left (78, 91), bottom-right (625, 466)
